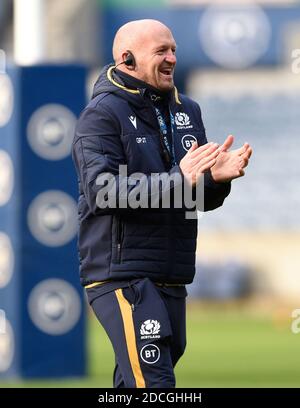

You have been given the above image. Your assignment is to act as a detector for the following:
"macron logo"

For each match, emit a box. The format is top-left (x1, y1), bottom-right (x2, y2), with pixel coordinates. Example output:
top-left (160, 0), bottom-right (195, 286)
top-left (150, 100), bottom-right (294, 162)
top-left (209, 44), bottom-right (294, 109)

top-left (129, 115), bottom-right (137, 129)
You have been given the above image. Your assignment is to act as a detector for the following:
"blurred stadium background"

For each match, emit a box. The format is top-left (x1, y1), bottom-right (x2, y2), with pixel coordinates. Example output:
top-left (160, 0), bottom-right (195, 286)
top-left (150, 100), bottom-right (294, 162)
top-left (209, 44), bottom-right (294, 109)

top-left (0, 0), bottom-right (300, 387)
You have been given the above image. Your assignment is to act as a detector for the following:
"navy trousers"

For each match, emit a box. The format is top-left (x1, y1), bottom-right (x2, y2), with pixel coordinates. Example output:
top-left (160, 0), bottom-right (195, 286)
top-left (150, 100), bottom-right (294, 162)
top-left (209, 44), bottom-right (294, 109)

top-left (87, 278), bottom-right (187, 388)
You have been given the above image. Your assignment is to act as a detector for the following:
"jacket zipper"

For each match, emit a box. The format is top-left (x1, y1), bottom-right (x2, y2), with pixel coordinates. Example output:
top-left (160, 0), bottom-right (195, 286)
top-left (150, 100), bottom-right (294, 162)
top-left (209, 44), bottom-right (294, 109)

top-left (117, 243), bottom-right (121, 263)
top-left (116, 217), bottom-right (123, 263)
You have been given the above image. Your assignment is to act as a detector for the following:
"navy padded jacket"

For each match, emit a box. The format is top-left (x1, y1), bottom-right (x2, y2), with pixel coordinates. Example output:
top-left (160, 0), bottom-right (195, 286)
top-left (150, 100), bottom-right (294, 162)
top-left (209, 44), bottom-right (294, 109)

top-left (72, 65), bottom-right (231, 286)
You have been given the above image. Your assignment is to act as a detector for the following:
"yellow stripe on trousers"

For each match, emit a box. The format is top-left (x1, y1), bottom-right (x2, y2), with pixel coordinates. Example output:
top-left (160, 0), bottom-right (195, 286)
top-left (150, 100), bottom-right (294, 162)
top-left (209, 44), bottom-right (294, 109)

top-left (115, 288), bottom-right (146, 388)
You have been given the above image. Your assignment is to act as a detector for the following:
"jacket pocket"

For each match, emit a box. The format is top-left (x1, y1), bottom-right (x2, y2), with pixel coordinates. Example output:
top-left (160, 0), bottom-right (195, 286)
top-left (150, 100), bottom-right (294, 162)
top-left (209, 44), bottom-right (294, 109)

top-left (114, 216), bottom-right (124, 264)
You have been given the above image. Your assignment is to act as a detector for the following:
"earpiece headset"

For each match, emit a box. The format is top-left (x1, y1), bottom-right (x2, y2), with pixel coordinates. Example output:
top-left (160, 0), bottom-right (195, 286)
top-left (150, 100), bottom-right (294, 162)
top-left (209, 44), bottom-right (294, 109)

top-left (124, 51), bottom-right (135, 67)
top-left (115, 50), bottom-right (136, 68)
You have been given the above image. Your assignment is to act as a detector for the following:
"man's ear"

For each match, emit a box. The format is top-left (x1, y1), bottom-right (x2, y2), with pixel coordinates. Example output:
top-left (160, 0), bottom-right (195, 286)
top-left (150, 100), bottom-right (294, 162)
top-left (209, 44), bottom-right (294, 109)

top-left (122, 51), bottom-right (136, 70)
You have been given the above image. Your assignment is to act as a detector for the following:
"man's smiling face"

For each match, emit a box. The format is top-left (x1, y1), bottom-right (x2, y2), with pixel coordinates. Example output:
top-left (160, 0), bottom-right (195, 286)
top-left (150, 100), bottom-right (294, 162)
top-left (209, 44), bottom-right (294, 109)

top-left (135, 26), bottom-right (177, 91)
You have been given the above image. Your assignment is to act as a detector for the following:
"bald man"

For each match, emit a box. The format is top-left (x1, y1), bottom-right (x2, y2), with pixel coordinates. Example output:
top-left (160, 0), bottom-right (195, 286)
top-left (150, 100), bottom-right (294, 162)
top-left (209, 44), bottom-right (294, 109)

top-left (72, 19), bottom-right (252, 388)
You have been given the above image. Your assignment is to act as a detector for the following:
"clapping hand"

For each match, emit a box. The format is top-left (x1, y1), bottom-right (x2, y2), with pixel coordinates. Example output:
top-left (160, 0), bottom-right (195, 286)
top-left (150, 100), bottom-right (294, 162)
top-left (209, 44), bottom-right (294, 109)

top-left (210, 135), bottom-right (252, 183)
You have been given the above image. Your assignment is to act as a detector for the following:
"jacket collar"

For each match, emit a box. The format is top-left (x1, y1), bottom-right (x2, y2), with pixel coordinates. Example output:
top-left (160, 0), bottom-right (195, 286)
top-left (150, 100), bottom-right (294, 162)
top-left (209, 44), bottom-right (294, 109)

top-left (106, 65), bottom-right (182, 106)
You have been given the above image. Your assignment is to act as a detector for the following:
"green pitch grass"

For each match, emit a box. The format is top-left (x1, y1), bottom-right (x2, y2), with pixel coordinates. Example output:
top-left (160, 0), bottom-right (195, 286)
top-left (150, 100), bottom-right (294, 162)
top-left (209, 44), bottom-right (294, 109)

top-left (1, 304), bottom-right (300, 388)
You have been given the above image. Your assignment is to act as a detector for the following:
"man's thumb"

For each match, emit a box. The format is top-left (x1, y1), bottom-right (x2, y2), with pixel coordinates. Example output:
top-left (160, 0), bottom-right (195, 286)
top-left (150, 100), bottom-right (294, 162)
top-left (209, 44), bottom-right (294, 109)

top-left (220, 134), bottom-right (234, 152)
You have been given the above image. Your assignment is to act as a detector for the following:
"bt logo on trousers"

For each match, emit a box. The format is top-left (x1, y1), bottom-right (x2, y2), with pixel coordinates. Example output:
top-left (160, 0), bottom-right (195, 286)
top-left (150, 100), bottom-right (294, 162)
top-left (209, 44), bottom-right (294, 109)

top-left (140, 344), bottom-right (160, 364)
